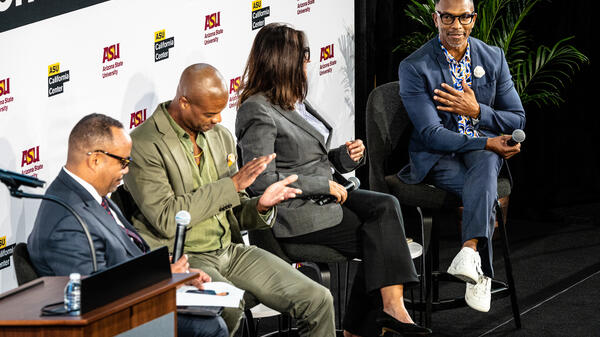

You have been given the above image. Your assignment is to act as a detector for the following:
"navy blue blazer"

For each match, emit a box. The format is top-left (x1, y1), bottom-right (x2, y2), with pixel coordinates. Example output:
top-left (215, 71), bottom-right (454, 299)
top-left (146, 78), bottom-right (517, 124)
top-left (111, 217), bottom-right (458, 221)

top-left (27, 169), bottom-right (149, 276)
top-left (397, 36), bottom-right (525, 184)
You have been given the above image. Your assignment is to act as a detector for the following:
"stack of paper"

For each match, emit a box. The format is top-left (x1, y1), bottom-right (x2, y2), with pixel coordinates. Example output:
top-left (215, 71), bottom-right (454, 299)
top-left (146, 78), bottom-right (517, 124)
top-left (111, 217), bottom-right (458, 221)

top-left (176, 282), bottom-right (245, 308)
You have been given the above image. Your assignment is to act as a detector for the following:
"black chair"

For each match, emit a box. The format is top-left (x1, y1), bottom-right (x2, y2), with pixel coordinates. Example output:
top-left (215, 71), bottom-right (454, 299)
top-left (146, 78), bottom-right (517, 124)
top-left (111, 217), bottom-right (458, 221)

top-left (365, 81), bottom-right (521, 328)
top-left (248, 228), bottom-right (349, 331)
top-left (13, 242), bottom-right (39, 286)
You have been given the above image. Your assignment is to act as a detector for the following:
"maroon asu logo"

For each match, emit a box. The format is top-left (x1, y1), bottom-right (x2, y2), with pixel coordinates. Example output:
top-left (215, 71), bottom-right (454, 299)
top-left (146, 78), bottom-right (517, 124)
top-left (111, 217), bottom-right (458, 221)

top-left (205, 12), bottom-right (221, 30)
top-left (320, 44), bottom-right (334, 62)
top-left (130, 109), bottom-right (147, 129)
top-left (319, 44), bottom-right (337, 76)
top-left (0, 78), bottom-right (9, 96)
top-left (103, 44), bottom-right (121, 63)
top-left (21, 146), bottom-right (40, 167)
top-left (229, 76), bottom-right (240, 94)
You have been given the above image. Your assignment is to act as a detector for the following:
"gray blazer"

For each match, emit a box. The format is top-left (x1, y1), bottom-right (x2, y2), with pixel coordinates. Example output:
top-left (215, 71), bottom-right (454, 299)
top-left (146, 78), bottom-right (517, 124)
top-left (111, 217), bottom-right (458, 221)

top-left (236, 94), bottom-right (363, 238)
top-left (27, 169), bottom-right (148, 276)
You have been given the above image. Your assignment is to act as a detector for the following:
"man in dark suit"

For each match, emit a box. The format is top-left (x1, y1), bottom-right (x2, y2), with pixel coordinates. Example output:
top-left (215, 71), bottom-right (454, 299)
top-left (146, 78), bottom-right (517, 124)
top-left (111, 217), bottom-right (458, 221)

top-left (398, 0), bottom-right (525, 312)
top-left (27, 113), bottom-right (227, 337)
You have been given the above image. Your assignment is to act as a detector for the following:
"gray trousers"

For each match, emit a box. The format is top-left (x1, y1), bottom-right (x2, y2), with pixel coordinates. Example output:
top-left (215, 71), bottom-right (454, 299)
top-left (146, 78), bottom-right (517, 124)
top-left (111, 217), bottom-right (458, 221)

top-left (188, 243), bottom-right (336, 337)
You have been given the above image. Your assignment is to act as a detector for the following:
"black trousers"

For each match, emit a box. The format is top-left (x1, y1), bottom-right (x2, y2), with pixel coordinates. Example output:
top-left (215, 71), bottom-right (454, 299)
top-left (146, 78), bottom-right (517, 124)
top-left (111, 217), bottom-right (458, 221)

top-left (280, 189), bottom-right (418, 335)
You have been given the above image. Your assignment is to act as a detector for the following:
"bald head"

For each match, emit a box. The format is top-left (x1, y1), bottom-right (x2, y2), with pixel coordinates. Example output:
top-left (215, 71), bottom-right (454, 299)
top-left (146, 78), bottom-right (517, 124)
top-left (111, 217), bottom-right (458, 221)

top-left (176, 63), bottom-right (228, 104)
top-left (169, 64), bottom-right (229, 134)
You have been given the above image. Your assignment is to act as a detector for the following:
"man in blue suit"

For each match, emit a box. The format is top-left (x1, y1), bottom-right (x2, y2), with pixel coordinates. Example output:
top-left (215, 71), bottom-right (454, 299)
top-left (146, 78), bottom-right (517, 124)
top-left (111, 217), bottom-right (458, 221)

top-left (397, 0), bottom-right (525, 312)
top-left (27, 113), bottom-right (227, 337)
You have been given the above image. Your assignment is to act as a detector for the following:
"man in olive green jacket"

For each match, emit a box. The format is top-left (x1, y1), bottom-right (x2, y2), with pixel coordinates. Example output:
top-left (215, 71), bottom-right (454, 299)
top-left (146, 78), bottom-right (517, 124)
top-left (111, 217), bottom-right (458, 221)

top-left (123, 64), bottom-right (335, 337)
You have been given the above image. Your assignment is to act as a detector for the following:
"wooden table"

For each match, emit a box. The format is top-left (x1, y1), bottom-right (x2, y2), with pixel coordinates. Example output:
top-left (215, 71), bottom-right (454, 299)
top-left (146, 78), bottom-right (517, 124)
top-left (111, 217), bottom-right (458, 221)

top-left (0, 273), bottom-right (195, 337)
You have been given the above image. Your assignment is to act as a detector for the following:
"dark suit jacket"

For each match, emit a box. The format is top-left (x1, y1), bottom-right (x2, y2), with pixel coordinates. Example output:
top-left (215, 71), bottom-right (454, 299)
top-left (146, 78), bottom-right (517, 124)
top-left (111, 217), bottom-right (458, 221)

top-left (236, 94), bottom-right (363, 238)
top-left (27, 169), bottom-right (148, 276)
top-left (398, 36), bottom-right (526, 184)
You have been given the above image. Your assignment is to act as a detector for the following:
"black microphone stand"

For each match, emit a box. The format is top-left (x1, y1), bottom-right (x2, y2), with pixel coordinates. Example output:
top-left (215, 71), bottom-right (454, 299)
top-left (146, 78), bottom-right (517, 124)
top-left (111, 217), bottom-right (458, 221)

top-left (8, 187), bottom-right (98, 273)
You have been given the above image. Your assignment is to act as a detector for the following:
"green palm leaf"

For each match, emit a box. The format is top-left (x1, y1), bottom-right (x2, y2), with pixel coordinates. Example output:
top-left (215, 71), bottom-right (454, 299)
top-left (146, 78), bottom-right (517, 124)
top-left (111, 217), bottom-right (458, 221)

top-left (515, 37), bottom-right (589, 108)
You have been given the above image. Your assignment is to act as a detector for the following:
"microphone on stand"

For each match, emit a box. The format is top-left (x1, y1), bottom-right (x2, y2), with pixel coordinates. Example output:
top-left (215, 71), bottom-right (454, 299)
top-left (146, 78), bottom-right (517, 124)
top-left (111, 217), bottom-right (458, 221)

top-left (0, 168), bottom-right (45, 189)
top-left (1, 168), bottom-right (98, 272)
top-left (172, 210), bottom-right (191, 263)
top-left (507, 129), bottom-right (526, 147)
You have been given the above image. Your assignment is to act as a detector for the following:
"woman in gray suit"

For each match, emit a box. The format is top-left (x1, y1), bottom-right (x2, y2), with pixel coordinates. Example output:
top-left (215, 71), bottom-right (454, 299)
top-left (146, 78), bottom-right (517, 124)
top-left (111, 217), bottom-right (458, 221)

top-left (235, 23), bottom-right (430, 337)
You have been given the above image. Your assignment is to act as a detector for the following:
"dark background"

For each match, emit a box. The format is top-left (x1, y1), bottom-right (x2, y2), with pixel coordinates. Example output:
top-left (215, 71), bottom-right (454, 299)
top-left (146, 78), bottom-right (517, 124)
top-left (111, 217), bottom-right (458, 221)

top-left (355, 0), bottom-right (597, 220)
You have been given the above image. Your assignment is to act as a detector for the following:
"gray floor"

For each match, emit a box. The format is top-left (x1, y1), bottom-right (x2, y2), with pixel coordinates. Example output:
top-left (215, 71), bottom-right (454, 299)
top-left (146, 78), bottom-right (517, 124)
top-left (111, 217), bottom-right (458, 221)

top-left (239, 203), bottom-right (600, 337)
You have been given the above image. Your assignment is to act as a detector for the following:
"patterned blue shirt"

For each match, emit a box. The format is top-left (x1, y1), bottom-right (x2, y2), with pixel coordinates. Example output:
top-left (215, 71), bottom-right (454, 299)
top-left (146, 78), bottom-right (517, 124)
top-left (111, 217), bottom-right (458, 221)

top-left (439, 38), bottom-right (478, 137)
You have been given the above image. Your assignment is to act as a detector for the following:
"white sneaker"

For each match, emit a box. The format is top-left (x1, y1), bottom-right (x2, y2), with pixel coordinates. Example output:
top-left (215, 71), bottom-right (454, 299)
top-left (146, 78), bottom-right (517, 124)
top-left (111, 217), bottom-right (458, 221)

top-left (447, 247), bottom-right (481, 284)
top-left (465, 275), bottom-right (491, 312)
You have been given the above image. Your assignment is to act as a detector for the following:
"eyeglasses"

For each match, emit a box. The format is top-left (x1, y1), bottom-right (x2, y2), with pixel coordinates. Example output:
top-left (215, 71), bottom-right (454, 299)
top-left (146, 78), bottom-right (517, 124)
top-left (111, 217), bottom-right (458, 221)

top-left (436, 11), bottom-right (476, 25)
top-left (87, 150), bottom-right (132, 169)
top-left (303, 47), bottom-right (310, 62)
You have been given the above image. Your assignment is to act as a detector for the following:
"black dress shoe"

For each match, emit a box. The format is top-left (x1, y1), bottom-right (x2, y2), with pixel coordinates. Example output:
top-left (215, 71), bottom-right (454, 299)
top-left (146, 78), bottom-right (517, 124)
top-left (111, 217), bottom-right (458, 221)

top-left (375, 311), bottom-right (432, 336)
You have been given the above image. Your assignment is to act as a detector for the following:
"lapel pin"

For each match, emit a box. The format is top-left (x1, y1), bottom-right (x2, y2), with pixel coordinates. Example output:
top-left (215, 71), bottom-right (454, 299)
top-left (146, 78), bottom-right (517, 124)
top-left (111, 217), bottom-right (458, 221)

top-left (474, 66), bottom-right (485, 78)
top-left (227, 153), bottom-right (236, 167)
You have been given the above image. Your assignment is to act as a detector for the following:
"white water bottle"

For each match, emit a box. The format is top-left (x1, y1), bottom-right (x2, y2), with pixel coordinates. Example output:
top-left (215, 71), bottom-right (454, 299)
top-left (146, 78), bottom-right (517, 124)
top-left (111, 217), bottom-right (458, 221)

top-left (64, 273), bottom-right (81, 315)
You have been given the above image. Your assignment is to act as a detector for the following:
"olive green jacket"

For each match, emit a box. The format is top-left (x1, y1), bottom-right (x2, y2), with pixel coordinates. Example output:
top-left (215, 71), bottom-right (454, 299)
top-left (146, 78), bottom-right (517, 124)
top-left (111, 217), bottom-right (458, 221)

top-left (123, 101), bottom-right (273, 252)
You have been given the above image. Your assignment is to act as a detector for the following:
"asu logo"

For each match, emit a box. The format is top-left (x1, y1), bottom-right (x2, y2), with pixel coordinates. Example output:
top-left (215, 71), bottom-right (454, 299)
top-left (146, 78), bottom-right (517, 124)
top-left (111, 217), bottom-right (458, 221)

top-left (252, 1), bottom-right (270, 30)
top-left (155, 30), bottom-right (166, 42)
top-left (21, 146), bottom-right (40, 167)
top-left (48, 63), bottom-right (60, 76)
top-left (130, 109), bottom-right (147, 129)
top-left (155, 29), bottom-right (175, 62)
top-left (48, 63), bottom-right (70, 97)
top-left (229, 77), bottom-right (241, 94)
top-left (205, 12), bottom-right (221, 30)
top-left (0, 236), bottom-right (5, 249)
top-left (320, 44), bottom-right (335, 62)
top-left (103, 43), bottom-right (121, 63)
top-left (0, 78), bottom-right (9, 96)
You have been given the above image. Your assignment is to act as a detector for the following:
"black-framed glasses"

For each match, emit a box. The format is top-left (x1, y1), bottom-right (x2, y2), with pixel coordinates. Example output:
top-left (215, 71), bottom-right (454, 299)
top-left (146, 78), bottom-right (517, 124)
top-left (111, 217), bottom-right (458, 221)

top-left (303, 47), bottom-right (310, 62)
top-left (436, 11), bottom-right (476, 25)
top-left (87, 150), bottom-right (132, 169)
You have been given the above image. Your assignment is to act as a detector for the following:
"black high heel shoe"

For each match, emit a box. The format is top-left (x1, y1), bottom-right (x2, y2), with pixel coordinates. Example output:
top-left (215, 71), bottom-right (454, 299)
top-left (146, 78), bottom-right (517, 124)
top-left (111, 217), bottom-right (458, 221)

top-left (375, 311), bottom-right (432, 336)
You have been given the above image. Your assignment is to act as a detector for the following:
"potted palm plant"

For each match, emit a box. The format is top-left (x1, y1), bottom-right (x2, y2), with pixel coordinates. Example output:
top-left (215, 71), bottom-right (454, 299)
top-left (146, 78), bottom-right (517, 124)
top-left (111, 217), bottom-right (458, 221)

top-left (395, 0), bottom-right (589, 109)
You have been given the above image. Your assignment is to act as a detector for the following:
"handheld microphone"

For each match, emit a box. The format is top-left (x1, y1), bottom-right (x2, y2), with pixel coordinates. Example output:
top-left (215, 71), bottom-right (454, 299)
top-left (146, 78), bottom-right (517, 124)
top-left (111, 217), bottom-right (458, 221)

top-left (507, 129), bottom-right (526, 147)
top-left (315, 176), bottom-right (360, 206)
top-left (172, 210), bottom-right (191, 263)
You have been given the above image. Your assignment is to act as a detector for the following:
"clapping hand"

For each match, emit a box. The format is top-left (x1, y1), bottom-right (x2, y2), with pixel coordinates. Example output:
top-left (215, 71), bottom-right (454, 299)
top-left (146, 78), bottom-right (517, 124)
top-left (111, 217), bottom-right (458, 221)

top-left (231, 154), bottom-right (275, 192)
top-left (257, 174), bottom-right (302, 213)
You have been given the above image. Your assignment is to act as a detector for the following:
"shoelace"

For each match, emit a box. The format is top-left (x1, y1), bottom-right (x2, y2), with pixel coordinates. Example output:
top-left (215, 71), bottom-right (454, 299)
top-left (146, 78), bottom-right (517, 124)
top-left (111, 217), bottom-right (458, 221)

top-left (474, 255), bottom-right (483, 276)
top-left (472, 276), bottom-right (491, 297)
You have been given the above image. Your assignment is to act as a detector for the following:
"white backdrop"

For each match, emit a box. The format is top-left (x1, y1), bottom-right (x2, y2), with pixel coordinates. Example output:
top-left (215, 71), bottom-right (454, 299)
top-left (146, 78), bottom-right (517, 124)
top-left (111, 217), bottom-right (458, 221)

top-left (0, 0), bottom-right (355, 293)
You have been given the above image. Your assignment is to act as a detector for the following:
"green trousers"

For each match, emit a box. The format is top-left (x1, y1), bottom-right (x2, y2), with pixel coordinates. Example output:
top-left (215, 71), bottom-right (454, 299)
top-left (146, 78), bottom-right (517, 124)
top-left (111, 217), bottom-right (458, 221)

top-left (187, 243), bottom-right (336, 337)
